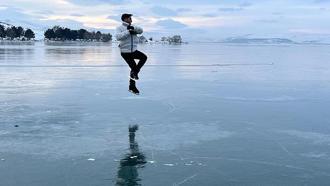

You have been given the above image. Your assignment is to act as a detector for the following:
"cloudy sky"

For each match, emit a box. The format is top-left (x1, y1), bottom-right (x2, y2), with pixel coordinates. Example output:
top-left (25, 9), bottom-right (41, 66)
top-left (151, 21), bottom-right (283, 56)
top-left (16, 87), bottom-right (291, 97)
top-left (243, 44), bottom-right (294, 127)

top-left (0, 0), bottom-right (329, 41)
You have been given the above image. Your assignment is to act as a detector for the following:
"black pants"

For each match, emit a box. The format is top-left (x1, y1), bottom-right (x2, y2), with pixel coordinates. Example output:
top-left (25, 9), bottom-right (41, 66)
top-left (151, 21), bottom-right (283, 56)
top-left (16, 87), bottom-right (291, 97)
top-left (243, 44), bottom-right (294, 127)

top-left (121, 50), bottom-right (147, 74)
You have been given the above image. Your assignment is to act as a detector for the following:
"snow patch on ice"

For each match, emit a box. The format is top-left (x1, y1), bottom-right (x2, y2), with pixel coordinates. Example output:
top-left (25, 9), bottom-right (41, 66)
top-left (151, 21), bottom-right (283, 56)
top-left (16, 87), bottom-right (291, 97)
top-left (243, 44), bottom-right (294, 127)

top-left (222, 96), bottom-right (298, 102)
top-left (163, 163), bottom-right (175, 166)
top-left (0, 131), bottom-right (10, 135)
top-left (301, 152), bottom-right (327, 158)
top-left (278, 130), bottom-right (330, 144)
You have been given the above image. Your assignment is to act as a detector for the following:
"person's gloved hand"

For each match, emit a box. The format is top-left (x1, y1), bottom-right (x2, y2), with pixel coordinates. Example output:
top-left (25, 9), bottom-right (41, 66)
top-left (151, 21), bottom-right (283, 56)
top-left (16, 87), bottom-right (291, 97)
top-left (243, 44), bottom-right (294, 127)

top-left (127, 25), bottom-right (135, 34)
top-left (127, 25), bottom-right (134, 30)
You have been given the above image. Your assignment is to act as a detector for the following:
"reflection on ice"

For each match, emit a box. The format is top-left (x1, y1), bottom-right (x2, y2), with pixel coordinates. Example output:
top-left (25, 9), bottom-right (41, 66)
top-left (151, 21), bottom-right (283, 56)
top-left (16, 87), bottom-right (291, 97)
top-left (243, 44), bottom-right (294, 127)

top-left (0, 119), bottom-right (233, 157)
top-left (116, 125), bottom-right (146, 186)
top-left (1, 43), bottom-right (330, 185)
top-left (139, 122), bottom-right (234, 150)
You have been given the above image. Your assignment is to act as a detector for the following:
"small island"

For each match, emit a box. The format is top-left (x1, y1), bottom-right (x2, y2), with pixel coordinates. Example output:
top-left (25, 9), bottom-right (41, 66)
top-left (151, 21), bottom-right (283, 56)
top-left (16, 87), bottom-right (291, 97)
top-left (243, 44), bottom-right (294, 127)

top-left (0, 22), bottom-right (35, 41)
top-left (139, 35), bottom-right (185, 44)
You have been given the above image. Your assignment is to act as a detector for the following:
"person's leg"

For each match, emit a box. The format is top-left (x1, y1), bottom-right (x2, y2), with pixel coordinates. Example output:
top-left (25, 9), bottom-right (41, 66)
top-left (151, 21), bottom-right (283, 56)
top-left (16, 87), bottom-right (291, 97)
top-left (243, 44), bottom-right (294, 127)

top-left (132, 50), bottom-right (147, 73)
top-left (121, 52), bottom-right (138, 72)
top-left (121, 52), bottom-right (139, 80)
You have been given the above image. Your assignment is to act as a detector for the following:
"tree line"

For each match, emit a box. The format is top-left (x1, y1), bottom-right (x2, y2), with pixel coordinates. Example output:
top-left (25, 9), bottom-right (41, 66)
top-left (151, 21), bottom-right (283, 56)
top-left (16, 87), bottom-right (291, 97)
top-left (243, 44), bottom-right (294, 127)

top-left (0, 25), bottom-right (35, 40)
top-left (161, 35), bottom-right (183, 44)
top-left (1, 24), bottom-right (182, 43)
top-left (44, 26), bottom-right (112, 42)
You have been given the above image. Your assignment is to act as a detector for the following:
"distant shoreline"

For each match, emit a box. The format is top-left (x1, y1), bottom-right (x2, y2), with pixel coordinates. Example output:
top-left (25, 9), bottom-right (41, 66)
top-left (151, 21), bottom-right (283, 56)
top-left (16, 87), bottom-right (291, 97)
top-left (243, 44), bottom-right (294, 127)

top-left (0, 40), bottom-right (188, 45)
top-left (1, 40), bottom-right (329, 46)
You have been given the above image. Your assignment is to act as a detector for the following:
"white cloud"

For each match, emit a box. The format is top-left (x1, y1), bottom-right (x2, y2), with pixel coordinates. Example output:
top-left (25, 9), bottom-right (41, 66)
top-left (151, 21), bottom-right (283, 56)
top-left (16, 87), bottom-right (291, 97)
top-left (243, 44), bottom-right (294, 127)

top-left (0, 0), bottom-right (329, 41)
top-left (65, 0), bottom-right (130, 6)
top-left (176, 8), bottom-right (192, 12)
top-left (43, 15), bottom-right (119, 29)
top-left (70, 13), bottom-right (85, 17)
top-left (151, 6), bottom-right (177, 16)
top-left (218, 7), bottom-right (244, 12)
top-left (156, 19), bottom-right (187, 29)
top-left (174, 16), bottom-right (245, 28)
top-left (289, 28), bottom-right (330, 35)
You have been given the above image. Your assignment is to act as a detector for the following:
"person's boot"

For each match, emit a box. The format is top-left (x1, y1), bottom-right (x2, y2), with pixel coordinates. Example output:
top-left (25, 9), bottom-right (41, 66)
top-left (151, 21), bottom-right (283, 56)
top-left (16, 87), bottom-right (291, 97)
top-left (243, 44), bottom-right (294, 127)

top-left (130, 70), bottom-right (139, 81)
top-left (129, 80), bottom-right (140, 95)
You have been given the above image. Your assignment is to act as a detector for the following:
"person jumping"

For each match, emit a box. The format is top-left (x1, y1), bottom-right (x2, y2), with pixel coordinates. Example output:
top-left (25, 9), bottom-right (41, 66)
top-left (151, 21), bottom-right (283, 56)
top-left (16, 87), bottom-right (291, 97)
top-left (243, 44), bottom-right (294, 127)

top-left (115, 13), bottom-right (147, 95)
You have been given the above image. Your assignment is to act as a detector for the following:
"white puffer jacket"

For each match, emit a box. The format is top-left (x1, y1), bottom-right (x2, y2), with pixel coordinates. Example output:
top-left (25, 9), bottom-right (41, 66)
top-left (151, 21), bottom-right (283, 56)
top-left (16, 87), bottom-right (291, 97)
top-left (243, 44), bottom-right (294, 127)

top-left (115, 22), bottom-right (143, 53)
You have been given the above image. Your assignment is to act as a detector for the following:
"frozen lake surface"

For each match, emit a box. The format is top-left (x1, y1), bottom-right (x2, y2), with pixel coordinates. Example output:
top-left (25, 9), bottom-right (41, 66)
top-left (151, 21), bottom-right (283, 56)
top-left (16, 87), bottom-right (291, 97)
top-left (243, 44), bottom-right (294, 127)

top-left (1, 42), bottom-right (330, 185)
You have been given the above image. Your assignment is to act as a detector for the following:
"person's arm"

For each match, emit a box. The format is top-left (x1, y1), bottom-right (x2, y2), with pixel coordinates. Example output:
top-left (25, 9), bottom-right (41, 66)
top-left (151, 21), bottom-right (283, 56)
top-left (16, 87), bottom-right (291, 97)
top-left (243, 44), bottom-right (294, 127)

top-left (133, 26), bottom-right (143, 34)
top-left (115, 26), bottom-right (130, 41)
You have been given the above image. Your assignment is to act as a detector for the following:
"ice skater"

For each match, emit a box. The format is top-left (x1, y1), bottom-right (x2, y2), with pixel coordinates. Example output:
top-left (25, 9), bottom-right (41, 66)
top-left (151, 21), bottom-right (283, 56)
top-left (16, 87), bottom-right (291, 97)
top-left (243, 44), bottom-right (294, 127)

top-left (116, 13), bottom-right (147, 95)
